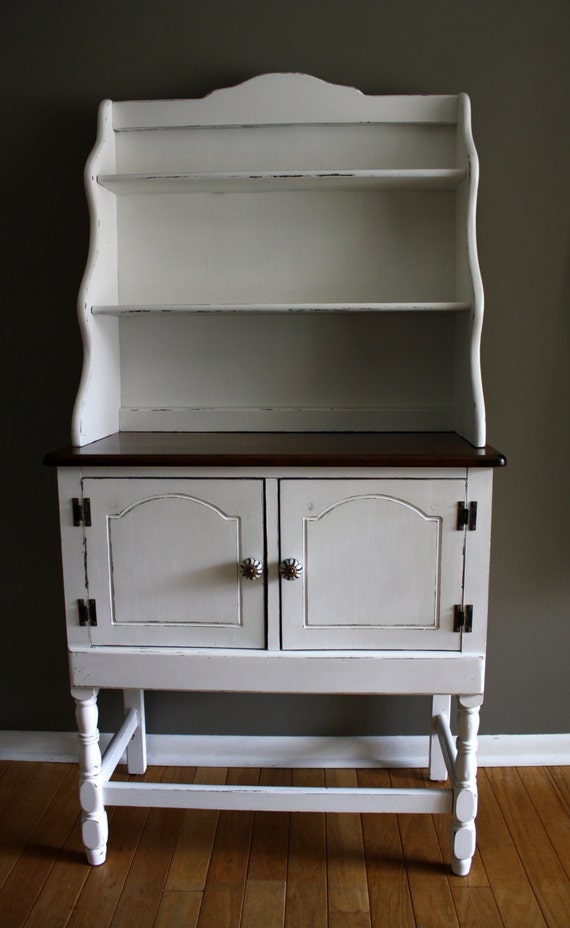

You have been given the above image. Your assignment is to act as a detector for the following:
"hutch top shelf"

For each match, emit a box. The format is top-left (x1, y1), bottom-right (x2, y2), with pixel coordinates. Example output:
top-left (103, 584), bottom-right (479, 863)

top-left (96, 168), bottom-right (468, 194)
top-left (74, 73), bottom-right (485, 447)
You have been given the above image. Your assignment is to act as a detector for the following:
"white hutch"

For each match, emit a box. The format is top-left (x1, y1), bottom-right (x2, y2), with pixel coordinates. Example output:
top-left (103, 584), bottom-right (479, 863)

top-left (46, 74), bottom-right (505, 874)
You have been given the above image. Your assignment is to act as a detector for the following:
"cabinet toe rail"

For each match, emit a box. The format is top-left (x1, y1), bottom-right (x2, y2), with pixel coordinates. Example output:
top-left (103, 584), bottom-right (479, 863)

top-left (84, 701), bottom-right (455, 815)
top-left (101, 780), bottom-right (452, 814)
top-left (84, 704), bottom-right (464, 817)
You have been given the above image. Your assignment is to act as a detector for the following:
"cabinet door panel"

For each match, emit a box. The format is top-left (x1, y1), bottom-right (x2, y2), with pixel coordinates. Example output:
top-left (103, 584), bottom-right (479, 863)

top-left (280, 479), bottom-right (465, 650)
top-left (83, 478), bottom-right (265, 647)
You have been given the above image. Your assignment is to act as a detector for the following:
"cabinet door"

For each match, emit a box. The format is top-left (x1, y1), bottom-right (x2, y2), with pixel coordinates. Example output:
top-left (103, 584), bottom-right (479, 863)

top-left (280, 479), bottom-right (465, 650)
top-left (83, 478), bottom-right (265, 648)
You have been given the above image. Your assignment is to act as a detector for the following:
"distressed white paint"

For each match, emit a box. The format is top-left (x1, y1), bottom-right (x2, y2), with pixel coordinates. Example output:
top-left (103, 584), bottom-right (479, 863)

top-left (116, 190), bottom-right (457, 304)
top-left (53, 76), bottom-right (497, 874)
top-left (72, 686), bottom-right (108, 865)
top-left (119, 406), bottom-right (456, 434)
top-left (454, 93), bottom-right (486, 447)
top-left (123, 689), bottom-right (146, 774)
top-left (68, 644), bottom-right (486, 694)
top-left (93, 301), bottom-right (471, 315)
top-left (111, 78), bottom-right (458, 130)
top-left (58, 465), bottom-right (492, 872)
top-left (115, 120), bottom-right (459, 171)
top-left (83, 477), bottom-right (265, 648)
top-left (430, 695), bottom-right (452, 781)
top-left (280, 478), bottom-right (465, 650)
top-left (450, 695), bottom-right (482, 875)
top-left (461, 469), bottom-right (494, 655)
top-left (73, 75), bottom-right (485, 446)
top-left (73, 100), bottom-right (119, 446)
top-left (101, 780), bottom-right (452, 815)
top-left (98, 168), bottom-right (467, 194)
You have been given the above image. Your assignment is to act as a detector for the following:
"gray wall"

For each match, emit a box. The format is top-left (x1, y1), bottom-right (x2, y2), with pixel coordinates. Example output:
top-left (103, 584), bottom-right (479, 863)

top-left (2, 0), bottom-right (569, 738)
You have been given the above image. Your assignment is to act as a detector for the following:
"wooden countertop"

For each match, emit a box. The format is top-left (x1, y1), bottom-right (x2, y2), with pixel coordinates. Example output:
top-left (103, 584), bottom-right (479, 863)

top-left (45, 432), bottom-right (506, 468)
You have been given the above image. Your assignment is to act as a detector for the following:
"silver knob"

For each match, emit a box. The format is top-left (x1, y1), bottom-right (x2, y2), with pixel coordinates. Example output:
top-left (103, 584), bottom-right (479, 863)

top-left (280, 557), bottom-right (303, 581)
top-left (240, 557), bottom-right (264, 580)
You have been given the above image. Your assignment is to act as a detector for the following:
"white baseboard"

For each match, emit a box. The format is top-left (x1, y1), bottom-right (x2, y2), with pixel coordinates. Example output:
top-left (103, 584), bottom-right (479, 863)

top-left (0, 730), bottom-right (568, 767)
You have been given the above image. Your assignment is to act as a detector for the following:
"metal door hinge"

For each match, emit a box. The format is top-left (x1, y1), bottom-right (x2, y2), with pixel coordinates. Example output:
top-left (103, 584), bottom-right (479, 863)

top-left (78, 599), bottom-right (97, 627)
top-left (457, 501), bottom-right (477, 531)
top-left (454, 604), bottom-right (473, 633)
top-left (72, 498), bottom-right (91, 527)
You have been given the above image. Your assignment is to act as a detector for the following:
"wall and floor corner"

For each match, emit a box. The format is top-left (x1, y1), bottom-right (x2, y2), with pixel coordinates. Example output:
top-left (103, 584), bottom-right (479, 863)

top-left (1, 1), bottom-right (569, 757)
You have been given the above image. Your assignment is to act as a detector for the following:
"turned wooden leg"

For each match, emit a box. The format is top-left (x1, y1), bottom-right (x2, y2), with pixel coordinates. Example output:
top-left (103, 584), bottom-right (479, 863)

top-left (451, 694), bottom-right (482, 876)
top-left (72, 686), bottom-right (108, 865)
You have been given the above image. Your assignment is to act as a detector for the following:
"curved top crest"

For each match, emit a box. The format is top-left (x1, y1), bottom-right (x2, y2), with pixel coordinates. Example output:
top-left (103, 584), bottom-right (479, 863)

top-left (111, 73), bottom-right (459, 130)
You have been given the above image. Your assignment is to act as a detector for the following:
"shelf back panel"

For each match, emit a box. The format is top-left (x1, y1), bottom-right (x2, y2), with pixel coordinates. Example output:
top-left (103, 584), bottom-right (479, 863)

top-left (115, 123), bottom-right (458, 174)
top-left (116, 190), bottom-right (457, 305)
top-left (118, 312), bottom-right (456, 432)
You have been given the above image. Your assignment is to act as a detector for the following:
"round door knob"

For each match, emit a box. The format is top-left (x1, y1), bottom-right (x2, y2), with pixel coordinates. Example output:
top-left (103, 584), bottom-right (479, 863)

top-left (280, 557), bottom-right (303, 581)
top-left (240, 557), bottom-right (264, 580)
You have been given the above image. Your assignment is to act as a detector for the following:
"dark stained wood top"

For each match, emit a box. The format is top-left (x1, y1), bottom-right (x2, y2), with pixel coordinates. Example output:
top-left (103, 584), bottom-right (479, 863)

top-left (45, 432), bottom-right (506, 468)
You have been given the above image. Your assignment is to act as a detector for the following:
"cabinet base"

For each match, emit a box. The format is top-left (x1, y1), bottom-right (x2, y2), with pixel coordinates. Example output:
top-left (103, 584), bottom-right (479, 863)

top-left (72, 687), bottom-right (481, 874)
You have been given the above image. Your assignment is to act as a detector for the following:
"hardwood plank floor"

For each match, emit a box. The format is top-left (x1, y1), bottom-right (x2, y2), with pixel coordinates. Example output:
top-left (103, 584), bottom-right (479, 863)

top-left (0, 762), bottom-right (568, 927)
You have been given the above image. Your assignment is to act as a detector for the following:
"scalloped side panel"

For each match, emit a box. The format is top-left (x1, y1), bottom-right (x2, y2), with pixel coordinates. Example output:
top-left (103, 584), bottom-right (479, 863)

top-left (454, 93), bottom-right (485, 447)
top-left (72, 100), bottom-right (120, 446)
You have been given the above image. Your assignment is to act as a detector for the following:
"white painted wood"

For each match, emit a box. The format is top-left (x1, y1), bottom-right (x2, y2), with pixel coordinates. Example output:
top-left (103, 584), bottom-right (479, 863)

top-left (461, 469), bottom-right (494, 655)
top-left (73, 465), bottom-right (470, 481)
top-left (93, 301), bottom-right (471, 315)
top-left (451, 825), bottom-right (476, 875)
top-left (115, 122), bottom-right (459, 174)
top-left (72, 687), bottom-right (108, 865)
top-left (98, 168), bottom-right (467, 194)
top-left (265, 479), bottom-right (281, 651)
top-left (83, 478), bottom-right (265, 648)
top-left (119, 406), bottom-right (455, 434)
top-left (430, 695), bottom-right (452, 780)
top-left (99, 707), bottom-right (138, 782)
top-left (51, 76), bottom-right (497, 875)
top-left (435, 710), bottom-right (458, 781)
top-left (450, 694), bottom-right (482, 876)
top-left (73, 76), bottom-right (485, 445)
top-left (455, 787), bottom-right (477, 823)
top-left (454, 93), bottom-right (485, 447)
top-left (72, 100), bottom-right (120, 446)
top-left (280, 478), bottom-right (466, 650)
top-left (123, 689), bottom-right (147, 774)
top-left (111, 77), bottom-right (458, 129)
top-left (102, 781), bottom-right (452, 814)
top-left (114, 122), bottom-right (463, 179)
top-left (68, 646), bottom-right (486, 695)
top-left (56, 469), bottom-right (90, 649)
top-left (116, 190), bottom-right (456, 305)
top-left (118, 312), bottom-right (457, 434)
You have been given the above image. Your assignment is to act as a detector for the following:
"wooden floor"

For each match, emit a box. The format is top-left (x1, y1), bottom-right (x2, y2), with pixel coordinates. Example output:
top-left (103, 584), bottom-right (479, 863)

top-left (0, 762), bottom-right (568, 928)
